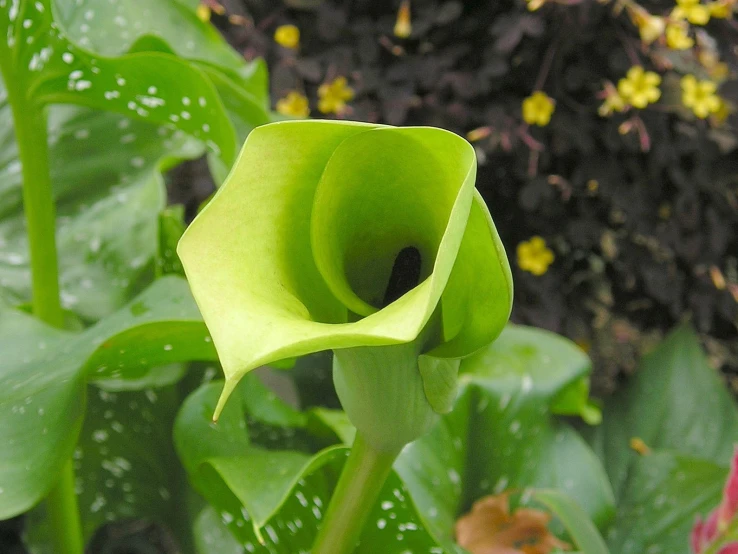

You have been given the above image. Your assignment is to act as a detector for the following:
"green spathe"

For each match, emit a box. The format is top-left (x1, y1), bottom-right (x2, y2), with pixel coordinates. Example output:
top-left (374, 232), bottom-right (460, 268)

top-left (178, 119), bottom-right (513, 451)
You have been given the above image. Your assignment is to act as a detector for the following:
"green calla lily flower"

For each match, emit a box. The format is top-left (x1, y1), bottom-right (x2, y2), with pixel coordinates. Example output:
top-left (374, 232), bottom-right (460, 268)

top-left (178, 120), bottom-right (513, 452)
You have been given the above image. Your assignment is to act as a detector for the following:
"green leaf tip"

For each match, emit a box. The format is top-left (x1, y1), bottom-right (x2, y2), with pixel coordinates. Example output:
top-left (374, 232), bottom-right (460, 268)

top-left (178, 120), bottom-right (513, 445)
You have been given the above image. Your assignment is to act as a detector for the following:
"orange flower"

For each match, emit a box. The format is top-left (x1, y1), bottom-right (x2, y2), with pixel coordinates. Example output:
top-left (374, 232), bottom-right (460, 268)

top-left (456, 493), bottom-right (570, 554)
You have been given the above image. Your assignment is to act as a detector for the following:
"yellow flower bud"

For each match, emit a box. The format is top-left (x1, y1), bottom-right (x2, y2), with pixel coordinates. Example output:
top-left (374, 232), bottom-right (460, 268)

top-left (617, 66), bottom-right (661, 109)
top-left (274, 24), bottom-right (300, 49)
top-left (517, 236), bottom-right (555, 276)
top-left (666, 22), bottom-right (694, 50)
top-left (317, 77), bottom-right (355, 115)
top-left (275, 91), bottom-right (310, 118)
top-left (681, 74), bottom-right (722, 118)
top-left (522, 91), bottom-right (555, 127)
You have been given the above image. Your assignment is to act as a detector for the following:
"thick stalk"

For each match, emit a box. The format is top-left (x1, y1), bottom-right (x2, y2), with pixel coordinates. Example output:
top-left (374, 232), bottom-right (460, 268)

top-left (3, 65), bottom-right (83, 553)
top-left (312, 433), bottom-right (400, 554)
top-left (45, 460), bottom-right (84, 554)
top-left (7, 90), bottom-right (64, 327)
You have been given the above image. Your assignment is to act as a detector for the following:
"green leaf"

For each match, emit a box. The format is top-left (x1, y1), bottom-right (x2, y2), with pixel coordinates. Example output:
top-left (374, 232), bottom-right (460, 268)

top-left (0, 0), bottom-right (270, 318)
top-left (157, 205), bottom-right (186, 278)
top-left (0, 105), bottom-right (202, 320)
top-left (0, 0), bottom-right (242, 166)
top-left (194, 506), bottom-right (243, 554)
top-left (24, 385), bottom-right (192, 552)
top-left (532, 489), bottom-right (610, 554)
top-left (586, 324), bottom-right (738, 501)
top-left (583, 325), bottom-right (738, 553)
top-left (0, 276), bottom-right (217, 518)
top-left (394, 324), bottom-right (615, 551)
top-left (175, 324), bottom-right (610, 554)
top-left (54, 0), bottom-right (250, 71)
top-left (175, 379), bottom-right (448, 553)
top-left (605, 453), bottom-right (725, 554)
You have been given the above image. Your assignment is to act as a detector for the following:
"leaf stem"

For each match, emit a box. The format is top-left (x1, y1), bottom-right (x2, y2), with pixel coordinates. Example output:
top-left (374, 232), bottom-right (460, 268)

top-left (2, 57), bottom-right (84, 554)
top-left (311, 433), bottom-right (400, 554)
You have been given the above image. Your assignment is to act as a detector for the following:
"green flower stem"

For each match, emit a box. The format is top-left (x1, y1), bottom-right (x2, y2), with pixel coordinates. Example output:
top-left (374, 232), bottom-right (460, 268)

top-left (2, 62), bottom-right (83, 554)
top-left (45, 460), bottom-right (84, 554)
top-left (5, 95), bottom-right (64, 328)
top-left (312, 433), bottom-right (401, 554)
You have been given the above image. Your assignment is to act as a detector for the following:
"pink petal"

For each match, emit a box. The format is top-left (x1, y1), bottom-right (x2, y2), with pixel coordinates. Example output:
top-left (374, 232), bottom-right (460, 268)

top-left (718, 448), bottom-right (738, 530)
top-left (703, 510), bottom-right (720, 546)
top-left (692, 517), bottom-right (706, 553)
top-left (717, 543), bottom-right (738, 554)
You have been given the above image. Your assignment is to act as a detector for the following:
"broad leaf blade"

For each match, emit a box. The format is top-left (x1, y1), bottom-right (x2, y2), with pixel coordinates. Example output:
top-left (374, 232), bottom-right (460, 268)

top-left (396, 324), bottom-right (615, 551)
top-left (587, 325), bottom-right (738, 501)
top-left (0, 277), bottom-right (216, 517)
top-left (606, 453), bottom-right (725, 554)
top-left (533, 489), bottom-right (610, 554)
top-left (0, 102), bottom-right (202, 320)
top-left (24, 385), bottom-right (192, 553)
top-left (175, 379), bottom-right (448, 552)
top-left (1, 0), bottom-right (239, 165)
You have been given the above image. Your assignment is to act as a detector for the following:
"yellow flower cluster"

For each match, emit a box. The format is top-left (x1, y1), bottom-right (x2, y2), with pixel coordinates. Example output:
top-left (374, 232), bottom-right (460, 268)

top-left (681, 75), bottom-right (722, 118)
top-left (276, 91), bottom-right (310, 118)
top-left (627, 0), bottom-right (735, 52)
top-left (666, 21), bottom-right (694, 49)
top-left (617, 66), bottom-right (661, 109)
top-left (517, 236), bottom-right (555, 276)
top-left (275, 77), bottom-right (357, 118)
top-left (522, 91), bottom-right (556, 127)
top-left (672, 0), bottom-right (711, 25)
top-left (318, 77), bottom-right (355, 115)
top-left (274, 24), bottom-right (300, 49)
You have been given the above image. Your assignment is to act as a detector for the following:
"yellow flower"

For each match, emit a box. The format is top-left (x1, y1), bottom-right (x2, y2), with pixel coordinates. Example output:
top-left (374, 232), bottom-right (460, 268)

top-left (672, 0), bottom-right (711, 25)
top-left (708, 0), bottom-right (733, 18)
top-left (628, 5), bottom-right (666, 44)
top-left (526, 0), bottom-right (547, 10)
top-left (681, 75), bottom-right (721, 118)
top-left (317, 76), bottom-right (355, 114)
top-left (196, 2), bottom-right (211, 22)
top-left (394, 0), bottom-right (412, 38)
top-left (617, 66), bottom-right (661, 109)
top-left (275, 91), bottom-right (310, 118)
top-left (666, 22), bottom-right (694, 49)
top-left (522, 91), bottom-right (555, 126)
top-left (274, 24), bottom-right (300, 49)
top-left (517, 236), bottom-right (555, 276)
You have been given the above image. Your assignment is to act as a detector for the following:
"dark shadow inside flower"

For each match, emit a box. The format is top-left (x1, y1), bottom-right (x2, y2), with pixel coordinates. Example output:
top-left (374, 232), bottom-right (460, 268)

top-left (382, 246), bottom-right (422, 308)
